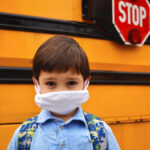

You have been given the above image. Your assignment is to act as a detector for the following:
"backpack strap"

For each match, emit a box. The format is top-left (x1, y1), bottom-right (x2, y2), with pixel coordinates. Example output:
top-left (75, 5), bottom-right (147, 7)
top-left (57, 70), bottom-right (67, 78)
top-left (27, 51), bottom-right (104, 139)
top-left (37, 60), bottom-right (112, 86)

top-left (18, 116), bottom-right (38, 150)
top-left (83, 111), bottom-right (108, 150)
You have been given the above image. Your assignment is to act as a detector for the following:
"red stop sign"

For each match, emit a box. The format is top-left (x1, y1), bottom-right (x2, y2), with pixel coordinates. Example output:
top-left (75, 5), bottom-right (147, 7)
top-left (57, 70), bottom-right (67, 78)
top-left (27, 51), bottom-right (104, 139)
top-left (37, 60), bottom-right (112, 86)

top-left (113, 0), bottom-right (150, 46)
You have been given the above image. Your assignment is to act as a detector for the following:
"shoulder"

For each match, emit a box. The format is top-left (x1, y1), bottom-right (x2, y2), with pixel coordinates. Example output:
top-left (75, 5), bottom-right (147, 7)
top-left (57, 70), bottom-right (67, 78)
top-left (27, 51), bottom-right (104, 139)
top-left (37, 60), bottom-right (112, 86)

top-left (83, 111), bottom-right (106, 134)
top-left (101, 121), bottom-right (121, 150)
top-left (7, 125), bottom-right (21, 150)
top-left (83, 111), bottom-right (101, 121)
top-left (19, 116), bottom-right (38, 133)
top-left (83, 111), bottom-right (104, 129)
top-left (83, 112), bottom-right (108, 149)
top-left (7, 116), bottom-right (38, 150)
top-left (18, 116), bottom-right (38, 149)
top-left (83, 112), bottom-right (120, 150)
top-left (101, 121), bottom-right (117, 139)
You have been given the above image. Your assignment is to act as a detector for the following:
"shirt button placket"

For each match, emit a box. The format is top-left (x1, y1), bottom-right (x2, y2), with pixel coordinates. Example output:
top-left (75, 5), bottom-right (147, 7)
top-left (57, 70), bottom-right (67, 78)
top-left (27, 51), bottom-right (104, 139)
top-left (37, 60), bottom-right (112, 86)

top-left (59, 125), bottom-right (66, 149)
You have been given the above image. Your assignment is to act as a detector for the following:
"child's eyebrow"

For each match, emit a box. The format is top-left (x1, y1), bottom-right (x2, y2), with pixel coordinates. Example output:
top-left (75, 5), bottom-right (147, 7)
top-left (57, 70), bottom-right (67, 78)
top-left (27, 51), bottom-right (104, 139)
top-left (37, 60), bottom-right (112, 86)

top-left (67, 77), bottom-right (80, 80)
top-left (43, 77), bottom-right (57, 81)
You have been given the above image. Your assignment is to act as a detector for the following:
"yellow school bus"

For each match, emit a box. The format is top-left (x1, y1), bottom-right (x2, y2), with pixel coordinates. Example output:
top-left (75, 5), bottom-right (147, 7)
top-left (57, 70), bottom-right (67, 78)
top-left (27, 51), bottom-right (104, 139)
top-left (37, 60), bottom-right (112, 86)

top-left (0, 0), bottom-right (150, 149)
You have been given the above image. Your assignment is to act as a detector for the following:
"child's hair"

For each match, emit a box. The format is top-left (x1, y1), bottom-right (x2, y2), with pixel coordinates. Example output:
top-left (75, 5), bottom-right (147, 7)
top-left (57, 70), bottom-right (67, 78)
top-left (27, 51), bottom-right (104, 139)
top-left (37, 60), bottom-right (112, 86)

top-left (32, 35), bottom-right (90, 81)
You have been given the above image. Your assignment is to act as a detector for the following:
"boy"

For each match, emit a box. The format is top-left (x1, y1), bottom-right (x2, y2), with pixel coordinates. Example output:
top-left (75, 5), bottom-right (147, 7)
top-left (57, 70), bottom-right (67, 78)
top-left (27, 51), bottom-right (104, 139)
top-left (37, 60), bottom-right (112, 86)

top-left (8, 35), bottom-right (120, 150)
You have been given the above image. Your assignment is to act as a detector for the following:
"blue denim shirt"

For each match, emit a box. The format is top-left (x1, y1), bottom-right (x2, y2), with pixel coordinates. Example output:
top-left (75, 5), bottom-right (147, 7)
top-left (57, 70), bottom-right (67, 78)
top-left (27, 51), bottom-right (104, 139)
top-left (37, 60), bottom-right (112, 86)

top-left (8, 107), bottom-right (120, 150)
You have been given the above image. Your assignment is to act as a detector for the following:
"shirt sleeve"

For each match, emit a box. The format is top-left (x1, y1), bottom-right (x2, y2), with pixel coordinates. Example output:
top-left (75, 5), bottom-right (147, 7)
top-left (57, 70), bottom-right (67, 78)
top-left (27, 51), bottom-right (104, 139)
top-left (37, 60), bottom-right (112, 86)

top-left (102, 121), bottom-right (121, 150)
top-left (7, 126), bottom-right (21, 150)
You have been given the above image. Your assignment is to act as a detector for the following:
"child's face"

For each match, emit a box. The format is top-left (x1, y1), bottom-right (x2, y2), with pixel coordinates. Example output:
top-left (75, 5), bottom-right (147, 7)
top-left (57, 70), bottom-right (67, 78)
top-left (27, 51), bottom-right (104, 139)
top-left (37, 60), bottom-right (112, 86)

top-left (37, 69), bottom-right (85, 94)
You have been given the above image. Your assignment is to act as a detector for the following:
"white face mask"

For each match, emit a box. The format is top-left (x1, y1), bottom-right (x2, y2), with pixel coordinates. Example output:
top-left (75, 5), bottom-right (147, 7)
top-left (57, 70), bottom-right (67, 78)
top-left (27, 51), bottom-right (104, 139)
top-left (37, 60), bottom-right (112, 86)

top-left (34, 80), bottom-right (89, 115)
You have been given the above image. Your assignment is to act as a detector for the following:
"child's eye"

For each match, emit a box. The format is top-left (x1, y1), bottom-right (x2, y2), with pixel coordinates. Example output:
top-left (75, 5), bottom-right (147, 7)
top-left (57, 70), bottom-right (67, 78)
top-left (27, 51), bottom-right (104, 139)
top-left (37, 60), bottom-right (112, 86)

top-left (46, 81), bottom-right (56, 86)
top-left (67, 81), bottom-right (77, 86)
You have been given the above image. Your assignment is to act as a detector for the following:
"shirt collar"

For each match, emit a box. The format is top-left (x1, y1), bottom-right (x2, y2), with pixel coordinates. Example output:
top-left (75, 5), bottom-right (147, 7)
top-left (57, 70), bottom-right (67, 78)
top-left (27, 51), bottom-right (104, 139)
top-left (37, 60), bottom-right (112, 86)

top-left (37, 107), bottom-right (87, 127)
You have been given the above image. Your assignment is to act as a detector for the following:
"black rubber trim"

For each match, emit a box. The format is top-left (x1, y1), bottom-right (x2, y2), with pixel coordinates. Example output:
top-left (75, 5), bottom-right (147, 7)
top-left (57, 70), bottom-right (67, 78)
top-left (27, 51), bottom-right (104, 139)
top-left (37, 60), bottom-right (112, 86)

top-left (0, 12), bottom-right (150, 44)
top-left (1, 67), bottom-right (150, 85)
top-left (0, 12), bottom-right (108, 39)
top-left (90, 70), bottom-right (150, 85)
top-left (0, 122), bottom-right (22, 125)
top-left (0, 67), bottom-right (33, 84)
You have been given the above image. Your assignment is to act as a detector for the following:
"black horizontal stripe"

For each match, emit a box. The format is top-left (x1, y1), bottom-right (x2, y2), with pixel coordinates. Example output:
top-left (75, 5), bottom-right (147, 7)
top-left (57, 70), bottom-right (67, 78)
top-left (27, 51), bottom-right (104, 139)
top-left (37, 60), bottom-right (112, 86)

top-left (1, 12), bottom-right (150, 44)
top-left (0, 67), bottom-right (33, 84)
top-left (0, 12), bottom-right (108, 39)
top-left (1, 67), bottom-right (150, 85)
top-left (90, 70), bottom-right (150, 85)
top-left (0, 122), bottom-right (22, 125)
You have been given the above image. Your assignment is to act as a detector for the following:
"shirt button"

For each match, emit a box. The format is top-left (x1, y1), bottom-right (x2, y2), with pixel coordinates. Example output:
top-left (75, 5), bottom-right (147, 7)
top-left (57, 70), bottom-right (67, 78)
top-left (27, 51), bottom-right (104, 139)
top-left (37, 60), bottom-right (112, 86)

top-left (61, 142), bottom-right (65, 147)
top-left (60, 126), bottom-right (64, 130)
top-left (56, 119), bottom-right (59, 123)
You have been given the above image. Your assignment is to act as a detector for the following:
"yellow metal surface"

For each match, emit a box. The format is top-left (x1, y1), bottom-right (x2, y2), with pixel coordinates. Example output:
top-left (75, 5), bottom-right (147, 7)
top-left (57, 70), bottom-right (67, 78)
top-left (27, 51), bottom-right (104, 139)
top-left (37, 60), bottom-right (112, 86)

top-left (1, 56), bottom-right (150, 73)
top-left (110, 122), bottom-right (150, 150)
top-left (0, 124), bottom-right (20, 150)
top-left (0, 84), bottom-right (40, 124)
top-left (0, 0), bottom-right (76, 21)
top-left (1, 30), bottom-right (150, 72)
top-left (84, 85), bottom-right (150, 118)
top-left (1, 84), bottom-right (150, 124)
top-left (1, 0), bottom-right (150, 150)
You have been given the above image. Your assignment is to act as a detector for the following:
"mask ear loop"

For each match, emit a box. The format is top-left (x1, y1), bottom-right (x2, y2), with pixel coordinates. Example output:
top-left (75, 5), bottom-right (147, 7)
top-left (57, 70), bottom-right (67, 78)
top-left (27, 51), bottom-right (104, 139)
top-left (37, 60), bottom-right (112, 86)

top-left (84, 78), bottom-right (90, 90)
top-left (34, 79), bottom-right (41, 94)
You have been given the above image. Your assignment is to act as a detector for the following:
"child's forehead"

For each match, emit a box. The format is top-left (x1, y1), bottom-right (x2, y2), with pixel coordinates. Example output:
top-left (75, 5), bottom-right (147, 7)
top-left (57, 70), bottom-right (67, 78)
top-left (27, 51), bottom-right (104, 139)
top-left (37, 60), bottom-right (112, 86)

top-left (39, 69), bottom-right (82, 79)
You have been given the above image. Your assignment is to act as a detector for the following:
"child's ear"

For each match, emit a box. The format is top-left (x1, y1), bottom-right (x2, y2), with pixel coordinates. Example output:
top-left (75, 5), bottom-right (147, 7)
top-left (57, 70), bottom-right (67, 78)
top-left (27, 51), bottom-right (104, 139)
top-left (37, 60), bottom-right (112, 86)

top-left (32, 76), bottom-right (37, 86)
